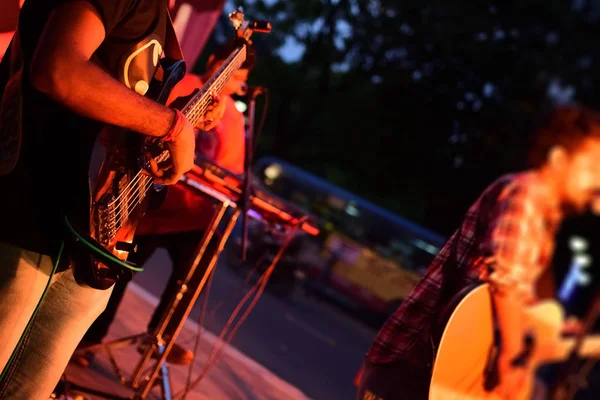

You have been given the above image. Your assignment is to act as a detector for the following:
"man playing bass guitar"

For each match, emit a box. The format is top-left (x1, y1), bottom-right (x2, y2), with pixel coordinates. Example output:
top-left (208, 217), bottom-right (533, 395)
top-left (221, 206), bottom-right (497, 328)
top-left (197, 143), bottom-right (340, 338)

top-left (74, 40), bottom-right (257, 367)
top-left (358, 105), bottom-right (600, 399)
top-left (0, 1), bottom-right (223, 399)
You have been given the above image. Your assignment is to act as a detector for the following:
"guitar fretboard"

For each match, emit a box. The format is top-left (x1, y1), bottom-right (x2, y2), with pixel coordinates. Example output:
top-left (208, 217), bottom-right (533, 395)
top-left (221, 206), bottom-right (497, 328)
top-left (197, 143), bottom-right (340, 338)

top-left (182, 45), bottom-right (248, 126)
top-left (101, 45), bottom-right (248, 240)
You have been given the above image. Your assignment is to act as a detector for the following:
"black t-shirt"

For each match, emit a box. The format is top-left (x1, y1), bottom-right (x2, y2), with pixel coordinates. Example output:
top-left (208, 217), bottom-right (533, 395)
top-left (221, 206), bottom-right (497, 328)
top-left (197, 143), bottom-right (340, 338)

top-left (0, 0), bottom-right (167, 257)
top-left (551, 211), bottom-right (599, 319)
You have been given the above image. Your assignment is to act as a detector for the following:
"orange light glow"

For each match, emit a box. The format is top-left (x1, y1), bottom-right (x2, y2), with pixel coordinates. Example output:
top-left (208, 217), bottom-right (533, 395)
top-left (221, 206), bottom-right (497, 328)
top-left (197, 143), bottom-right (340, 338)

top-left (186, 165), bottom-right (319, 236)
top-left (0, 32), bottom-right (13, 58)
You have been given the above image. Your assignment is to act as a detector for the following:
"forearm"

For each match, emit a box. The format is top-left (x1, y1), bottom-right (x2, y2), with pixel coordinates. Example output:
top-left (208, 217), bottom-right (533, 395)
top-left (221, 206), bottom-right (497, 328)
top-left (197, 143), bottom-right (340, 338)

top-left (33, 59), bottom-right (174, 137)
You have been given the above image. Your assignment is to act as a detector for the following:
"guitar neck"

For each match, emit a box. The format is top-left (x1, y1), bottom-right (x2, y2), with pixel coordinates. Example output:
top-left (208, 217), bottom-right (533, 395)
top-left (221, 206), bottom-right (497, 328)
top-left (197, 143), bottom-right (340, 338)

top-left (120, 44), bottom-right (248, 219)
top-left (181, 44), bottom-right (247, 126)
top-left (557, 335), bottom-right (600, 360)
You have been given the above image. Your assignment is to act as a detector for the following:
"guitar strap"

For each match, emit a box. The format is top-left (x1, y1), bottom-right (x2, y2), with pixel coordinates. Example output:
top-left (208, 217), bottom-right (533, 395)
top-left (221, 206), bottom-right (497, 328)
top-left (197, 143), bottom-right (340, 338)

top-left (164, 7), bottom-right (185, 62)
top-left (438, 224), bottom-right (463, 306)
top-left (0, 30), bottom-right (24, 176)
top-left (429, 216), bottom-right (465, 363)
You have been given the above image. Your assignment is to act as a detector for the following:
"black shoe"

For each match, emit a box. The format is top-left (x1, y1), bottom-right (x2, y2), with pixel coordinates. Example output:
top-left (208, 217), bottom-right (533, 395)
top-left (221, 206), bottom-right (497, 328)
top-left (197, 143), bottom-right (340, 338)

top-left (69, 339), bottom-right (99, 368)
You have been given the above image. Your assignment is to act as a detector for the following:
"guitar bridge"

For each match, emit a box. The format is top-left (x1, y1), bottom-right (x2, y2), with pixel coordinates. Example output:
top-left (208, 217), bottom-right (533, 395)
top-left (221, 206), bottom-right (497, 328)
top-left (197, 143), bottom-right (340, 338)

top-left (96, 198), bottom-right (117, 245)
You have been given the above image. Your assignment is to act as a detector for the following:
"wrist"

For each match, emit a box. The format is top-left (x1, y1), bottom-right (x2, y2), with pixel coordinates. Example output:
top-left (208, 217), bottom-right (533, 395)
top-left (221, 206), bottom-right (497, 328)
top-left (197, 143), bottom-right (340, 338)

top-left (160, 109), bottom-right (185, 142)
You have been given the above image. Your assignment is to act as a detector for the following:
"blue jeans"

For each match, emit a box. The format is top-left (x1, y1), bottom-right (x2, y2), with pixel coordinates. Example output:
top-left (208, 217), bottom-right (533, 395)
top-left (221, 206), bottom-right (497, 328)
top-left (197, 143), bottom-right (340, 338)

top-left (0, 242), bottom-right (112, 399)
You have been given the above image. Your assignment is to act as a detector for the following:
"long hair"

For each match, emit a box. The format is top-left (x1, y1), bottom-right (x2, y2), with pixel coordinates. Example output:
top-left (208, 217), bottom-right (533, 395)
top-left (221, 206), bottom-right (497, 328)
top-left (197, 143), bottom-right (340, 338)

top-left (528, 105), bottom-right (600, 168)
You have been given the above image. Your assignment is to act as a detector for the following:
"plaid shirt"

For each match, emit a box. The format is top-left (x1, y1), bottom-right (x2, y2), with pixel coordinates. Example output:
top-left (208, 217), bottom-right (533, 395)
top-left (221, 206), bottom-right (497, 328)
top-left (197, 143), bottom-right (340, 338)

top-left (366, 172), bottom-right (562, 367)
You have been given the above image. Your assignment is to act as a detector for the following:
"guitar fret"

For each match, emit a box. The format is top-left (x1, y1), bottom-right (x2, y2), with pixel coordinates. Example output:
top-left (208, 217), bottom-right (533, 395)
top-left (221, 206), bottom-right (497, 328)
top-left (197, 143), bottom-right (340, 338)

top-left (183, 45), bottom-right (247, 127)
top-left (99, 46), bottom-right (246, 245)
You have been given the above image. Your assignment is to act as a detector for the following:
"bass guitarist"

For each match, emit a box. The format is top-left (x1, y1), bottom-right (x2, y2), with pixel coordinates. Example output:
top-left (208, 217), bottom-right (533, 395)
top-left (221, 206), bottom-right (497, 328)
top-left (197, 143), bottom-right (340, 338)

top-left (357, 105), bottom-right (600, 400)
top-left (0, 1), bottom-right (223, 399)
top-left (74, 40), bottom-right (257, 367)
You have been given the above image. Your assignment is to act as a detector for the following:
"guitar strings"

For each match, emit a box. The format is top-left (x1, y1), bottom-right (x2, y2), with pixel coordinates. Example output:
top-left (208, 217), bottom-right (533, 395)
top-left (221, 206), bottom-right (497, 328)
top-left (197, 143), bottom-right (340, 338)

top-left (108, 150), bottom-right (169, 210)
top-left (111, 47), bottom-right (245, 209)
top-left (102, 151), bottom-right (168, 227)
top-left (115, 50), bottom-right (245, 209)
top-left (184, 48), bottom-right (246, 127)
top-left (101, 46), bottom-right (248, 233)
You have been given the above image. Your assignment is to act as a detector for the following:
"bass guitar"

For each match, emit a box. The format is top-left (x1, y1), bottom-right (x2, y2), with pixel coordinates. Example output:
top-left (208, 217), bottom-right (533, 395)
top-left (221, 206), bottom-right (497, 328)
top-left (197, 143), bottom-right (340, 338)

top-left (65, 9), bottom-right (271, 289)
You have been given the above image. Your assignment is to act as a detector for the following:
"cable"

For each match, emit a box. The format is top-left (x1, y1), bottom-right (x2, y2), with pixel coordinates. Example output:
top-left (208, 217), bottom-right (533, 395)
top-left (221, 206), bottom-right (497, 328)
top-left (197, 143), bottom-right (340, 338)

top-left (202, 245), bottom-right (268, 320)
top-left (174, 218), bottom-right (306, 399)
top-left (175, 258), bottom-right (272, 400)
top-left (180, 243), bottom-right (271, 399)
top-left (253, 88), bottom-right (269, 153)
top-left (177, 236), bottom-right (275, 350)
top-left (182, 262), bottom-right (216, 399)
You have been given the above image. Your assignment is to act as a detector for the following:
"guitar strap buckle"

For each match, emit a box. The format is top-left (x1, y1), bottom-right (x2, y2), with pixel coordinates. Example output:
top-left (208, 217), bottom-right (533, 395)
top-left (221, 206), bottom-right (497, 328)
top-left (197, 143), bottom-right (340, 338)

top-left (483, 329), bottom-right (502, 391)
top-left (483, 286), bottom-right (503, 391)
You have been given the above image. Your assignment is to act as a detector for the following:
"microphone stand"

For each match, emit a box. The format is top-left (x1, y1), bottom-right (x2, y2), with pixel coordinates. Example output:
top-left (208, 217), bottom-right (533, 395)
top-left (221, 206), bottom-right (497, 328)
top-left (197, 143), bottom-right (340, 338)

top-left (240, 87), bottom-right (262, 262)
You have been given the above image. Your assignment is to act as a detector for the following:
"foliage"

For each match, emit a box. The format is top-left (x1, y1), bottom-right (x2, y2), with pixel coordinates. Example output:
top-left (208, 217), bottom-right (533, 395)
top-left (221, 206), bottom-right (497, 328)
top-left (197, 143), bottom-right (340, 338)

top-left (198, 0), bottom-right (600, 235)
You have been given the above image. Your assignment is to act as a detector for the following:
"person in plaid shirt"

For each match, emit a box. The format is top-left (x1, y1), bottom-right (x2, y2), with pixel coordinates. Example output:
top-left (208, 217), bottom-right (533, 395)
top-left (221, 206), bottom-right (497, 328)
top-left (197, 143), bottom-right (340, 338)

top-left (357, 105), bottom-right (600, 400)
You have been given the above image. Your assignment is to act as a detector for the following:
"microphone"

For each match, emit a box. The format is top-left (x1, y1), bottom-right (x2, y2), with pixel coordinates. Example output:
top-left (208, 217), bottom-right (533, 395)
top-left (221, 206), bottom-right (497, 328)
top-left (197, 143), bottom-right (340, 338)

top-left (248, 85), bottom-right (265, 97)
top-left (236, 82), bottom-right (248, 96)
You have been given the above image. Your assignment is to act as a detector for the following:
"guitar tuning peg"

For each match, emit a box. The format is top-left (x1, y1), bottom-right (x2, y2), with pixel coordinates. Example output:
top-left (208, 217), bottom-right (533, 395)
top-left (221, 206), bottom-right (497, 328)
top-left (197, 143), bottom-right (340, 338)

top-left (251, 20), bottom-right (272, 33)
top-left (228, 7), bottom-right (245, 30)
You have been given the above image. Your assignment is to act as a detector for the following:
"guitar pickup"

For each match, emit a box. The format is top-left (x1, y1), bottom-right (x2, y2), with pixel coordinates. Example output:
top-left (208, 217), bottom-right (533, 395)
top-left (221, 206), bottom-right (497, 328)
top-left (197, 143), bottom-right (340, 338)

top-left (115, 241), bottom-right (138, 254)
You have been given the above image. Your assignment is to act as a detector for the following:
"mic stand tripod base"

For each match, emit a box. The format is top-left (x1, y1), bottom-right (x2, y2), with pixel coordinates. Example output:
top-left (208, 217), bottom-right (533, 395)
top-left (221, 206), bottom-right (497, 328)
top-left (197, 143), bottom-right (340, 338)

top-left (63, 185), bottom-right (239, 400)
top-left (52, 379), bottom-right (130, 400)
top-left (62, 333), bottom-right (173, 400)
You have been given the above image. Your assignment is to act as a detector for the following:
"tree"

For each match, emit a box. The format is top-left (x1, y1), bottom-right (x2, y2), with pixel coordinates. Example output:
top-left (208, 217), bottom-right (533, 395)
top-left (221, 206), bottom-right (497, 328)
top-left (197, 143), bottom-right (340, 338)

top-left (199, 0), bottom-right (600, 236)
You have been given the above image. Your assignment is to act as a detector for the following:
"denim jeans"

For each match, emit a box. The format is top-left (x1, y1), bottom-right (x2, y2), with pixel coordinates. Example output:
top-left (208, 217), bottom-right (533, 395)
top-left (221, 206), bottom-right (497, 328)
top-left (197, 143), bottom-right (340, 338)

top-left (0, 241), bottom-right (112, 399)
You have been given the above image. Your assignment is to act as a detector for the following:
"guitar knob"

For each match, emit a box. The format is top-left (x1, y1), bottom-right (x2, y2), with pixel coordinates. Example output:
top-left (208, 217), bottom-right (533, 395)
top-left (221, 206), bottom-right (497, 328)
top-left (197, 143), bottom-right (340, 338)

top-left (115, 241), bottom-right (138, 254)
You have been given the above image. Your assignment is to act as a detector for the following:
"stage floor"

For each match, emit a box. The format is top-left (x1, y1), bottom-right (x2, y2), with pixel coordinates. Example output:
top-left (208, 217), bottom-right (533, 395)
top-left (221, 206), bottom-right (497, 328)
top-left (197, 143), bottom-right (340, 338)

top-left (64, 283), bottom-right (311, 400)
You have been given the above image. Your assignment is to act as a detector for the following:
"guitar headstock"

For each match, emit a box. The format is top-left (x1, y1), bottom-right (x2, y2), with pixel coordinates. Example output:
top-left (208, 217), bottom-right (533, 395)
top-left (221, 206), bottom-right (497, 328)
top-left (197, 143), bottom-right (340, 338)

top-left (229, 7), bottom-right (272, 44)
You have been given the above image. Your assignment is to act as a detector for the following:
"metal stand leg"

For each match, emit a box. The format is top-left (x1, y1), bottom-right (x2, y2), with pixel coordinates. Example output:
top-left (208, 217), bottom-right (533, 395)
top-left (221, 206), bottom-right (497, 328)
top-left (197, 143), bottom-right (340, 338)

top-left (157, 342), bottom-right (173, 400)
top-left (64, 200), bottom-right (238, 400)
top-left (131, 201), bottom-right (240, 399)
top-left (54, 380), bottom-right (131, 400)
top-left (73, 333), bottom-right (147, 384)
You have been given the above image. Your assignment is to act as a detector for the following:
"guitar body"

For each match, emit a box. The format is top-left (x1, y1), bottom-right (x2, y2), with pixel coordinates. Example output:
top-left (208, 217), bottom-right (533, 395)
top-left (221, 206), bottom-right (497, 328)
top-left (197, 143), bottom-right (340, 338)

top-left (68, 58), bottom-right (186, 290)
top-left (429, 283), bottom-right (584, 400)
